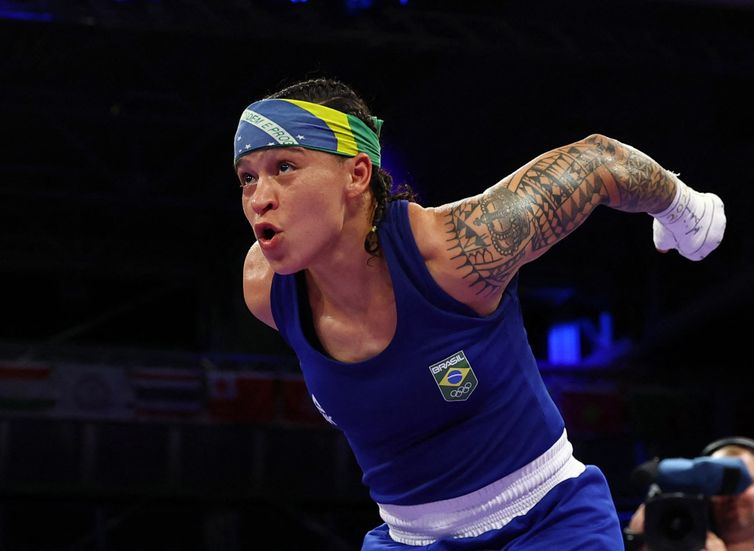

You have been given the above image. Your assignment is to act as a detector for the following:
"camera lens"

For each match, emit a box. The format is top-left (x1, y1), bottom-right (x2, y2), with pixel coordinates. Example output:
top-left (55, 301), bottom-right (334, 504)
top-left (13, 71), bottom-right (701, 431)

top-left (659, 507), bottom-right (694, 541)
top-left (644, 493), bottom-right (707, 551)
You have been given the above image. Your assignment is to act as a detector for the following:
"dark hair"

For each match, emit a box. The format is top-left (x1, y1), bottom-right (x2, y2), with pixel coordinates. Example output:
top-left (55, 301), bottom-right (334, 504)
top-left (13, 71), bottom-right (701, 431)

top-left (266, 78), bottom-right (416, 256)
top-left (701, 436), bottom-right (754, 456)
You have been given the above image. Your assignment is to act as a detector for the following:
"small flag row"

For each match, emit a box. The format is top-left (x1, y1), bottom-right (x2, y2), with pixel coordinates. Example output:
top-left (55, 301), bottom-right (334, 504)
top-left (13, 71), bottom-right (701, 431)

top-left (0, 360), bottom-right (327, 426)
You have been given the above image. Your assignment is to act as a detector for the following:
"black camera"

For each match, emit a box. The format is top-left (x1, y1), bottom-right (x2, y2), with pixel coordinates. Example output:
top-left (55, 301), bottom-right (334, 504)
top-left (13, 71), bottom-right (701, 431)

top-left (624, 454), bottom-right (752, 551)
top-left (642, 488), bottom-right (709, 551)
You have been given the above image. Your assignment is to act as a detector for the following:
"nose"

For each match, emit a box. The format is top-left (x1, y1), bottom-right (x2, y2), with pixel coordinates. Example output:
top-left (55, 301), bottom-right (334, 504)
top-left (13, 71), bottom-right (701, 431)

top-left (250, 176), bottom-right (278, 215)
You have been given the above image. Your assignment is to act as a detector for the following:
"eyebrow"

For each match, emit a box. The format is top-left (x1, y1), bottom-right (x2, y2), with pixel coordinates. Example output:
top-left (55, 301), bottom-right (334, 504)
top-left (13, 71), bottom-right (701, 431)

top-left (281, 147), bottom-right (306, 156)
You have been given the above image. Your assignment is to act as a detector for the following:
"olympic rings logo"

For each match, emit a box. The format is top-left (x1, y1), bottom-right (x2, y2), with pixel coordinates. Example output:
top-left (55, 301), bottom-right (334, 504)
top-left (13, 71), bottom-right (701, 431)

top-left (448, 382), bottom-right (473, 398)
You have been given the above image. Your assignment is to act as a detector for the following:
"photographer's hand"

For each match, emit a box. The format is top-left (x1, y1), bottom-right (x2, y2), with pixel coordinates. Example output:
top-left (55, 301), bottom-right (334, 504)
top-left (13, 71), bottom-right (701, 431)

top-left (704, 530), bottom-right (726, 551)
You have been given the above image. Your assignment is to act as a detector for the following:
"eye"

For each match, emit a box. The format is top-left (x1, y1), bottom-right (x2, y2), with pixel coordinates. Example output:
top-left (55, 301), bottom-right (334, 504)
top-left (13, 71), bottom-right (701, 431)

top-left (278, 161), bottom-right (293, 173)
top-left (239, 172), bottom-right (256, 188)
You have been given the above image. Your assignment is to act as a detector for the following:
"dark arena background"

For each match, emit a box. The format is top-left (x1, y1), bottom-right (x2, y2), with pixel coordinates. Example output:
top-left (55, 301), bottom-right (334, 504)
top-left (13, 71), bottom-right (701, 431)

top-left (1, 0), bottom-right (753, 549)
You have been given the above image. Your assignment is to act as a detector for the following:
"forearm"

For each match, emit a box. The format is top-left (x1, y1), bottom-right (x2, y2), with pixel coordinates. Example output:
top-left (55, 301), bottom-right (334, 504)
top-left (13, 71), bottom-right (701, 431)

top-left (534, 133), bottom-right (726, 262)
top-left (586, 134), bottom-right (726, 260)
top-left (585, 133), bottom-right (676, 214)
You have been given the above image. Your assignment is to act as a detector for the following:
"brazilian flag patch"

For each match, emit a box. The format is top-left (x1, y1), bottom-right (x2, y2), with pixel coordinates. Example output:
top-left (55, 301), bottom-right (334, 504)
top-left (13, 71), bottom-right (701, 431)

top-left (428, 350), bottom-right (478, 402)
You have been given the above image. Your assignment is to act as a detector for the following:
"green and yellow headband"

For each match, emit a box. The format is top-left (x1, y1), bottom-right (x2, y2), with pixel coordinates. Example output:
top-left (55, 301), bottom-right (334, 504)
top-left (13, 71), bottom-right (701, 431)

top-left (233, 98), bottom-right (382, 167)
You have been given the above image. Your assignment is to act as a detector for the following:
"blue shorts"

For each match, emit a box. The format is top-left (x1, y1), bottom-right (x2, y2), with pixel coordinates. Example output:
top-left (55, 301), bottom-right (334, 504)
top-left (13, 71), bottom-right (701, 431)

top-left (361, 466), bottom-right (622, 550)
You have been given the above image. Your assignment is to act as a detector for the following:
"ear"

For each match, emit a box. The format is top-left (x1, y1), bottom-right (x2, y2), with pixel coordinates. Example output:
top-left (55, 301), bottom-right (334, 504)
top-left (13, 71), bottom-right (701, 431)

top-left (345, 153), bottom-right (373, 198)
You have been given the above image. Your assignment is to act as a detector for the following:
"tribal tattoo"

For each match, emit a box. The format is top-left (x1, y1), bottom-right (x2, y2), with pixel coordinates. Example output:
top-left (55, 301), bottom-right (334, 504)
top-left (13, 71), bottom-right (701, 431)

top-left (584, 134), bottom-right (676, 212)
top-left (444, 135), bottom-right (675, 295)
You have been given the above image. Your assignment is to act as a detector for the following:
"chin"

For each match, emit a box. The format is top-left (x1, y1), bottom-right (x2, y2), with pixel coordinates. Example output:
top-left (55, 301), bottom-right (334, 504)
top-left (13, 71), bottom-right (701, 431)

top-left (265, 256), bottom-right (304, 276)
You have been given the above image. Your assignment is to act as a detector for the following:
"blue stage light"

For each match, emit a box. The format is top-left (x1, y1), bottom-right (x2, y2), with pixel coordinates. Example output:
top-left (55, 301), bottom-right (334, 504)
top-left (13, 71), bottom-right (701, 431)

top-left (548, 322), bottom-right (581, 365)
top-left (344, 0), bottom-right (373, 13)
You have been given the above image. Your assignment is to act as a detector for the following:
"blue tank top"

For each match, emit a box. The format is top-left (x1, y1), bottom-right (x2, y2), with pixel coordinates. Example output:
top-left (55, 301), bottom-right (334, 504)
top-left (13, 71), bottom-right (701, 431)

top-left (270, 200), bottom-right (564, 505)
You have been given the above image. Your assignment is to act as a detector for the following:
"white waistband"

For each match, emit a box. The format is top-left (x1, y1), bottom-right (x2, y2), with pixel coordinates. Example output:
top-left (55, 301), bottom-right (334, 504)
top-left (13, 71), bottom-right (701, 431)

top-left (377, 429), bottom-right (585, 546)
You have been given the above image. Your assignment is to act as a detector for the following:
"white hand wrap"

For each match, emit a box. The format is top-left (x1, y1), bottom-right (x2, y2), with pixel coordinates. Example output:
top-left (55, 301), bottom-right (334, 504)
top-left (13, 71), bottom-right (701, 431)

top-left (651, 172), bottom-right (726, 261)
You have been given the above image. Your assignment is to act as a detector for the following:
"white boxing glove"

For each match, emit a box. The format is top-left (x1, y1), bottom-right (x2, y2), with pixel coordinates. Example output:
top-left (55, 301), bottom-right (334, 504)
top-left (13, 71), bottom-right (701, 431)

top-left (651, 172), bottom-right (726, 261)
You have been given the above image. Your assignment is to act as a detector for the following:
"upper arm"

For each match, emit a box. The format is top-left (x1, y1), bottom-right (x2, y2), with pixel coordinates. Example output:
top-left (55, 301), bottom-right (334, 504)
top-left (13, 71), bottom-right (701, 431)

top-left (449, 135), bottom-right (612, 272)
top-left (243, 242), bottom-right (277, 329)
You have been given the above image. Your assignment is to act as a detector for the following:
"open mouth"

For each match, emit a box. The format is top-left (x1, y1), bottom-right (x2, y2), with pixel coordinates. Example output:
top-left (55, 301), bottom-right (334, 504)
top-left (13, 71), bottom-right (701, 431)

top-left (255, 223), bottom-right (279, 244)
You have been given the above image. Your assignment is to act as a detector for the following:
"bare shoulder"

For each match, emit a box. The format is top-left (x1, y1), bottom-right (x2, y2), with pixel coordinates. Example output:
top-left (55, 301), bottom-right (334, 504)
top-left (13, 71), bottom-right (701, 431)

top-left (406, 200), bottom-right (470, 265)
top-left (406, 201), bottom-right (446, 258)
top-left (406, 198), bottom-right (509, 315)
top-left (243, 242), bottom-right (276, 329)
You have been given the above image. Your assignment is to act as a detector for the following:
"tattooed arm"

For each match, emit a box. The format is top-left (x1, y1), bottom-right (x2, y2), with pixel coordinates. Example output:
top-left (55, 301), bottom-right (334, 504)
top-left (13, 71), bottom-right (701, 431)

top-left (409, 134), bottom-right (689, 315)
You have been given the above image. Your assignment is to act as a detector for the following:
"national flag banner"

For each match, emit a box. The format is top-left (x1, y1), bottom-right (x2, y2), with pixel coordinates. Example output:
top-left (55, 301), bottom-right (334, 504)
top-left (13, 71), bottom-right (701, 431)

top-left (206, 370), bottom-right (275, 423)
top-left (53, 362), bottom-right (134, 421)
top-left (279, 374), bottom-right (328, 426)
top-left (130, 366), bottom-right (204, 418)
top-left (0, 360), bottom-right (57, 414)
